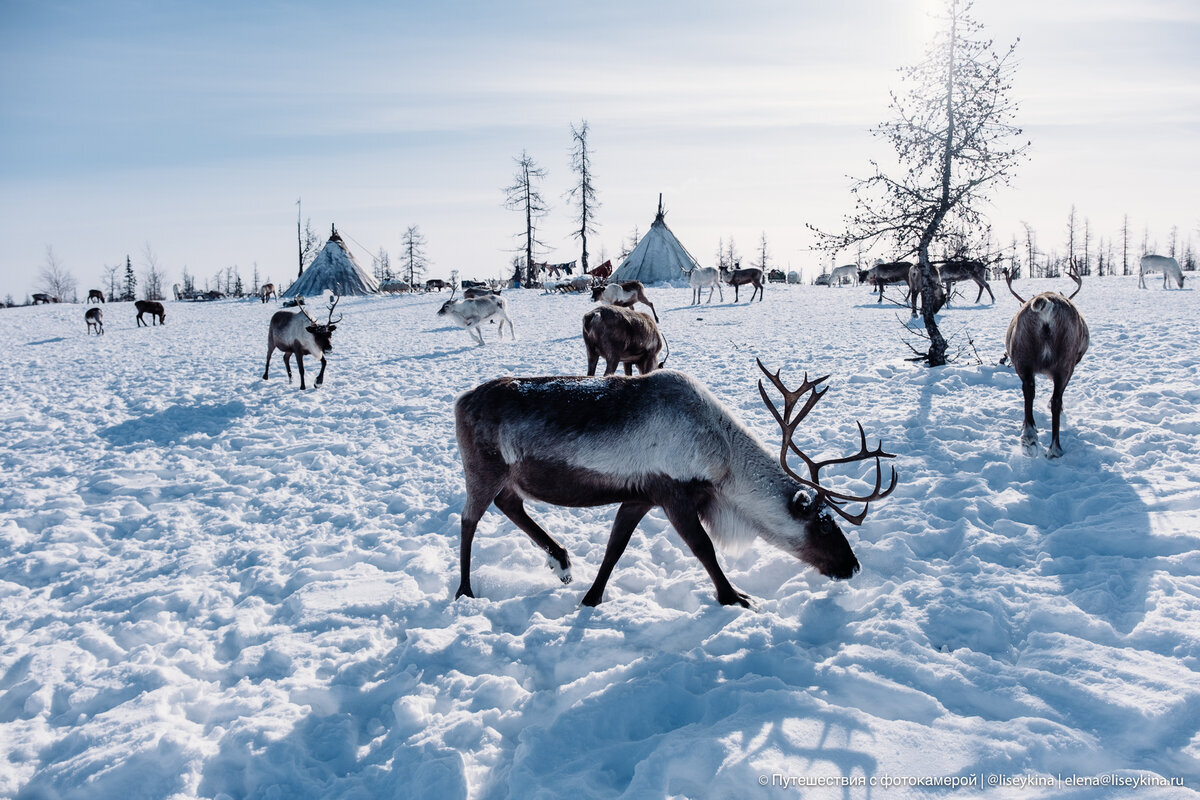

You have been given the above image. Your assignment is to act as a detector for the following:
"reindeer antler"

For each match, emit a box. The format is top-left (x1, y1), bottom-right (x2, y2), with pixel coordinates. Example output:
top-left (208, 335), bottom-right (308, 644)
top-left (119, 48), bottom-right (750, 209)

top-left (1065, 258), bottom-right (1083, 300)
top-left (1002, 268), bottom-right (1025, 304)
top-left (327, 292), bottom-right (342, 325)
top-left (756, 359), bottom-right (897, 525)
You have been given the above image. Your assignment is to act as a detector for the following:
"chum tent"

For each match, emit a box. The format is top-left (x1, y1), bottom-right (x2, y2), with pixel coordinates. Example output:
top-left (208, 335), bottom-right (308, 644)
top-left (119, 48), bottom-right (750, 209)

top-left (610, 195), bottom-right (702, 285)
top-left (281, 225), bottom-right (380, 298)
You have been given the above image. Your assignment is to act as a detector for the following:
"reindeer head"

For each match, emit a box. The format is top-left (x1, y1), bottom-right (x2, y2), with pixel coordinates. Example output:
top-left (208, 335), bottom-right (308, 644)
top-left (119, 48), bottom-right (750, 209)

top-left (756, 359), bottom-right (897, 580)
top-left (298, 293), bottom-right (341, 351)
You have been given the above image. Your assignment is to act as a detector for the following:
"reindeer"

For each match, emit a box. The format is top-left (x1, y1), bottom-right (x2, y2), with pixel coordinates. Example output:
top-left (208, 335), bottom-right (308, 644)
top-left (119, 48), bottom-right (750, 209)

top-left (828, 264), bottom-right (859, 287)
top-left (720, 264), bottom-right (764, 302)
top-left (936, 259), bottom-right (994, 304)
top-left (590, 280), bottom-right (659, 322)
top-left (582, 305), bottom-right (667, 376)
top-left (260, 283), bottom-right (277, 303)
top-left (135, 300), bottom-right (166, 326)
top-left (1002, 267), bottom-right (1089, 458)
top-left (682, 266), bottom-right (723, 304)
top-left (907, 262), bottom-right (946, 318)
top-left (453, 360), bottom-right (896, 607)
top-left (31, 293), bottom-right (58, 305)
top-left (438, 295), bottom-right (514, 345)
top-left (263, 295), bottom-right (341, 390)
top-left (864, 261), bottom-right (912, 303)
top-left (85, 307), bottom-right (104, 335)
top-left (87, 289), bottom-right (105, 304)
top-left (1138, 254), bottom-right (1185, 290)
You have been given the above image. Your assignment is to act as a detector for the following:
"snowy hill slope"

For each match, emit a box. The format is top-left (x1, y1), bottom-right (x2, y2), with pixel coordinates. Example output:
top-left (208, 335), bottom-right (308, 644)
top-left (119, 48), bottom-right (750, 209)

top-left (1, 279), bottom-right (1198, 799)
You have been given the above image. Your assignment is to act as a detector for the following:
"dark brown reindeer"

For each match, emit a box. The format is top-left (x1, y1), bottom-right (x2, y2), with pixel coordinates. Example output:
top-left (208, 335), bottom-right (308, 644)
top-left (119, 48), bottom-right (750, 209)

top-left (453, 360), bottom-right (896, 607)
top-left (936, 259), bottom-right (994, 304)
top-left (720, 264), bottom-right (764, 302)
top-left (135, 300), bottom-right (166, 326)
top-left (907, 262), bottom-right (947, 318)
top-left (263, 294), bottom-right (341, 390)
top-left (864, 261), bottom-right (912, 303)
top-left (582, 305), bottom-right (667, 376)
top-left (591, 280), bottom-right (659, 322)
top-left (85, 307), bottom-right (104, 335)
top-left (31, 293), bottom-right (58, 305)
top-left (1002, 266), bottom-right (1089, 458)
top-left (87, 289), bottom-right (105, 304)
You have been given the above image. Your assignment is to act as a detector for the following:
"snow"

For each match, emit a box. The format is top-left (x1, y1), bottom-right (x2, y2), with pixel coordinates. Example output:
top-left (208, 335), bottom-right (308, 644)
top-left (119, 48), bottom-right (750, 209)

top-left (2, 278), bottom-right (1198, 799)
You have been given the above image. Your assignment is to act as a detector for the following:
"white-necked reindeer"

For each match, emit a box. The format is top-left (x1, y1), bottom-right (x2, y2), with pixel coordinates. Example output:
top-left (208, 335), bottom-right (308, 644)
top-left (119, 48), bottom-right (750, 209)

top-left (828, 264), bottom-right (859, 287)
top-left (720, 265), bottom-right (765, 302)
top-left (1138, 254), bottom-right (1185, 290)
top-left (263, 294), bottom-right (341, 390)
top-left (453, 360), bottom-right (897, 607)
top-left (591, 280), bottom-right (659, 322)
top-left (1002, 267), bottom-right (1089, 458)
top-left (682, 266), bottom-right (723, 304)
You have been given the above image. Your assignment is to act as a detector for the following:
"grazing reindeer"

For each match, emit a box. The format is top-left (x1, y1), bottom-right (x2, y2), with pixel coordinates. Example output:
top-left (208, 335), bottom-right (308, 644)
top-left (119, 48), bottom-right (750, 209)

top-left (31, 293), bottom-right (58, 305)
top-left (135, 300), bottom-right (166, 326)
top-left (85, 307), bottom-right (104, 335)
top-left (591, 280), bottom-right (659, 322)
top-left (1002, 267), bottom-right (1089, 458)
top-left (87, 289), bottom-right (105, 304)
top-left (720, 265), bottom-right (765, 302)
top-left (263, 294), bottom-right (341, 390)
top-left (907, 262), bottom-right (947, 317)
top-left (582, 305), bottom-right (667, 376)
top-left (936, 259), bottom-right (994, 304)
top-left (682, 266), bottom-right (723, 304)
top-left (1138, 254), bottom-right (1185, 290)
top-left (864, 261), bottom-right (912, 303)
top-left (438, 295), bottom-right (514, 345)
top-left (453, 360), bottom-right (896, 607)
top-left (260, 283), bottom-right (277, 303)
top-left (828, 264), bottom-right (859, 287)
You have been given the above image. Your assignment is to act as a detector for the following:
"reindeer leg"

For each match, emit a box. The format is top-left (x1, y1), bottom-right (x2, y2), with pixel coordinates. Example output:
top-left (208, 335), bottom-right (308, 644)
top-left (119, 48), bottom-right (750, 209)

top-left (586, 348), bottom-right (600, 376)
top-left (314, 355), bottom-right (327, 387)
top-left (296, 354), bottom-right (306, 390)
top-left (623, 362), bottom-right (634, 376)
top-left (582, 501), bottom-right (653, 606)
top-left (283, 353), bottom-right (293, 383)
top-left (1017, 368), bottom-right (1039, 454)
top-left (661, 500), bottom-right (752, 608)
top-left (263, 342), bottom-right (275, 380)
top-left (1047, 375), bottom-right (1067, 458)
top-left (492, 489), bottom-right (572, 585)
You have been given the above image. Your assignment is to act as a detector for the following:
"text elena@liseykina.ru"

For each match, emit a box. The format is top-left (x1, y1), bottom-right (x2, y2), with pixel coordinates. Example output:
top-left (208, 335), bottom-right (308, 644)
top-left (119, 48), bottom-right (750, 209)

top-left (757, 773), bottom-right (1186, 790)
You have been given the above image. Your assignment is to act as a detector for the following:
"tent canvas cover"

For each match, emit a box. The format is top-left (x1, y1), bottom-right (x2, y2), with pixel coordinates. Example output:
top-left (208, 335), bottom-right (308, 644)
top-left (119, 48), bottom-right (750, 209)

top-left (282, 226), bottom-right (380, 298)
top-left (610, 198), bottom-right (702, 285)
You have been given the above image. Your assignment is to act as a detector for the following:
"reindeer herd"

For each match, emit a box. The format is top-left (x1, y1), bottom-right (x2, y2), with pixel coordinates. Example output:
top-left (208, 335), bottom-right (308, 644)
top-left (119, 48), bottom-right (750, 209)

top-left (33, 250), bottom-right (1185, 607)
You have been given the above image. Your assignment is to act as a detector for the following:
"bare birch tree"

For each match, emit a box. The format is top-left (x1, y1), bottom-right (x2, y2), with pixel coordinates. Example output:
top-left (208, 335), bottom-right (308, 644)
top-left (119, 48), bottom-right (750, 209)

top-left (39, 247), bottom-right (77, 302)
top-left (814, 0), bottom-right (1028, 365)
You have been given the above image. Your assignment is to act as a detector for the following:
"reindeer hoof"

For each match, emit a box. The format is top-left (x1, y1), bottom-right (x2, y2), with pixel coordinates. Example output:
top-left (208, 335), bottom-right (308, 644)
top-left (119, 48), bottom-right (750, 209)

top-left (718, 588), bottom-right (755, 609)
top-left (547, 555), bottom-right (572, 584)
top-left (1046, 442), bottom-right (1065, 459)
top-left (455, 584), bottom-right (475, 600)
top-left (581, 590), bottom-right (603, 607)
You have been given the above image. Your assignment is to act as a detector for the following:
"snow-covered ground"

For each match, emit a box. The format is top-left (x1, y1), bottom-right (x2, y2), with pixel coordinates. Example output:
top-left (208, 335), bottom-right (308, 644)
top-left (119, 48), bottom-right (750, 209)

top-left (2, 277), bottom-right (1198, 799)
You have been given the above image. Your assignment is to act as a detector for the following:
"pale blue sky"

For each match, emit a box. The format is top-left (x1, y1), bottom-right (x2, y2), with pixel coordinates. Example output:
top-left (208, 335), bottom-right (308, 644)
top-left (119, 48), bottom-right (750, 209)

top-left (1, 0), bottom-right (1197, 297)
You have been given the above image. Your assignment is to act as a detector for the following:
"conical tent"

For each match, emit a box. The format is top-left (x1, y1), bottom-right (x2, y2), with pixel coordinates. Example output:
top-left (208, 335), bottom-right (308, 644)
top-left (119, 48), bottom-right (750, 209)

top-left (610, 197), bottom-right (702, 285)
top-left (281, 225), bottom-right (380, 298)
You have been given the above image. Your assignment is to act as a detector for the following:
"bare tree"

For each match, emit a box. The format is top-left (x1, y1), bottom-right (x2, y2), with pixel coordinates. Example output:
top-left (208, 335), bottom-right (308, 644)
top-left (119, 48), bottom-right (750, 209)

top-left (141, 244), bottom-right (166, 301)
top-left (503, 150), bottom-right (549, 284)
top-left (103, 263), bottom-right (121, 301)
top-left (813, 0), bottom-right (1028, 366)
top-left (373, 247), bottom-right (393, 282)
top-left (400, 225), bottom-right (429, 286)
top-left (566, 121), bottom-right (599, 275)
top-left (619, 226), bottom-right (640, 261)
top-left (1065, 205), bottom-right (1078, 273)
top-left (755, 232), bottom-right (771, 273)
top-left (1020, 221), bottom-right (1037, 279)
top-left (39, 246), bottom-right (77, 301)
